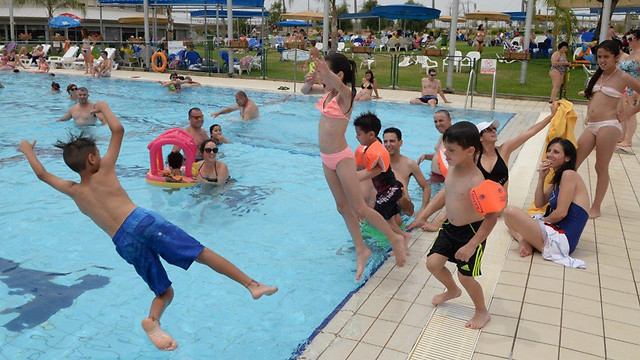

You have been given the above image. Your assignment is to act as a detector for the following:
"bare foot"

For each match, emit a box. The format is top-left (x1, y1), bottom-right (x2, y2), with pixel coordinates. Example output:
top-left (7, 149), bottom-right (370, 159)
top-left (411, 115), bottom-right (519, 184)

top-left (355, 247), bottom-right (371, 281)
top-left (246, 280), bottom-right (278, 300)
top-left (402, 232), bottom-right (412, 254)
top-left (391, 235), bottom-right (406, 267)
top-left (465, 310), bottom-right (491, 329)
top-left (141, 317), bottom-right (178, 351)
top-left (431, 287), bottom-right (462, 305)
top-left (518, 240), bottom-right (533, 257)
top-left (420, 221), bottom-right (441, 232)
top-left (617, 142), bottom-right (632, 147)
top-left (589, 207), bottom-right (601, 219)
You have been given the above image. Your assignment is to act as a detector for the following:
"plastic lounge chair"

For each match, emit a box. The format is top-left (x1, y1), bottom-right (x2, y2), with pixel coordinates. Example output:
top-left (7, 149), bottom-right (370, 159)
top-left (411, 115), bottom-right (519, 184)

top-left (442, 50), bottom-right (462, 72)
top-left (47, 46), bottom-right (79, 69)
top-left (337, 42), bottom-right (346, 52)
top-left (94, 48), bottom-right (119, 70)
top-left (237, 55), bottom-right (253, 74)
top-left (123, 52), bottom-right (139, 67)
top-left (185, 50), bottom-right (202, 66)
top-left (251, 55), bottom-right (262, 70)
top-left (219, 50), bottom-right (239, 72)
top-left (357, 54), bottom-right (376, 70)
top-left (386, 38), bottom-right (398, 51)
top-left (461, 51), bottom-right (481, 72)
top-left (315, 42), bottom-right (323, 51)
top-left (398, 55), bottom-right (414, 67)
top-left (72, 46), bottom-right (93, 70)
top-left (398, 38), bottom-right (410, 52)
top-left (495, 53), bottom-right (516, 64)
top-left (583, 64), bottom-right (596, 86)
top-left (416, 55), bottom-right (438, 73)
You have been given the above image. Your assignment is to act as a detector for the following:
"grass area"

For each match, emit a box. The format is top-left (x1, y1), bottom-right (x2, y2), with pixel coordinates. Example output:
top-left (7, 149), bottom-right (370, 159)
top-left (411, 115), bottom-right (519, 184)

top-left (190, 41), bottom-right (588, 101)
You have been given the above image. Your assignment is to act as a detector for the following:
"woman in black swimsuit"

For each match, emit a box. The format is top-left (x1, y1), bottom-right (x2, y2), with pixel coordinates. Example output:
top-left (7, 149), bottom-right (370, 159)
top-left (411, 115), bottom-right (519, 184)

top-left (475, 25), bottom-right (486, 54)
top-left (195, 139), bottom-right (230, 184)
top-left (354, 70), bottom-right (381, 101)
top-left (408, 104), bottom-right (559, 231)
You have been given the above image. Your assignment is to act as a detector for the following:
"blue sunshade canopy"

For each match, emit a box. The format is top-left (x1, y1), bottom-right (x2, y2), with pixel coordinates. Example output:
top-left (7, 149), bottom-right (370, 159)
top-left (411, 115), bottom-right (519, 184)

top-left (99, 0), bottom-right (264, 7)
top-left (191, 9), bottom-right (268, 18)
top-left (49, 16), bottom-right (82, 28)
top-left (369, 5), bottom-right (440, 20)
top-left (504, 11), bottom-right (525, 21)
top-left (339, 12), bottom-right (378, 19)
top-left (275, 20), bottom-right (313, 27)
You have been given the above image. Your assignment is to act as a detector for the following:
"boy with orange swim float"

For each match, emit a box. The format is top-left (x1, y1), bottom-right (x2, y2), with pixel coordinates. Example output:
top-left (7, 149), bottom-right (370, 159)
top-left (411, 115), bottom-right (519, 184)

top-left (18, 101), bottom-right (277, 351)
top-left (354, 112), bottom-right (412, 250)
top-left (426, 121), bottom-right (504, 330)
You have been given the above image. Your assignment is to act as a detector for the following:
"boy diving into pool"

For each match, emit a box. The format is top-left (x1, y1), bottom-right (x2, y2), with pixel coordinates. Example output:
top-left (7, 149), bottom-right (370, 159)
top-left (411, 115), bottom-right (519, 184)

top-left (18, 101), bottom-right (277, 351)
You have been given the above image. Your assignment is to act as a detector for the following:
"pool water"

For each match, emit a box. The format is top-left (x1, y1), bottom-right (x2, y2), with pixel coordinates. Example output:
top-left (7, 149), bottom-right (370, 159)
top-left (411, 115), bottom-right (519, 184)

top-left (0, 72), bottom-right (514, 359)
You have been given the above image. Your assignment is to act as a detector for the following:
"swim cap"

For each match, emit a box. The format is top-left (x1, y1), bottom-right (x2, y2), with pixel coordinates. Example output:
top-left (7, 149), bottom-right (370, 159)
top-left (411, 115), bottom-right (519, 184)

top-left (355, 141), bottom-right (390, 171)
top-left (168, 83), bottom-right (176, 92)
top-left (437, 146), bottom-right (449, 177)
top-left (470, 180), bottom-right (507, 216)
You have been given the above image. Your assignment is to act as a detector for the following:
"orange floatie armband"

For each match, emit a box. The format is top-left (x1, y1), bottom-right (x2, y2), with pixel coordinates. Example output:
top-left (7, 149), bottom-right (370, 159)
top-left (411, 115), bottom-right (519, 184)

top-left (355, 141), bottom-right (390, 171)
top-left (470, 180), bottom-right (507, 215)
top-left (437, 146), bottom-right (449, 178)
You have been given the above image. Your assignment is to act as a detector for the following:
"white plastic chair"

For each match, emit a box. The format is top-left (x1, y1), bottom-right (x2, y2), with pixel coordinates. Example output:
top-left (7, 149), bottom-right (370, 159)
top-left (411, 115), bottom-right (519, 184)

top-left (461, 51), bottom-right (481, 72)
top-left (93, 48), bottom-right (119, 70)
top-left (535, 35), bottom-right (546, 45)
top-left (572, 47), bottom-right (582, 62)
top-left (398, 55), bottom-right (414, 67)
top-left (583, 64), bottom-right (595, 86)
top-left (398, 38), bottom-right (410, 51)
top-left (495, 53), bottom-right (515, 64)
top-left (357, 54), bottom-right (376, 70)
top-left (379, 37), bottom-right (389, 51)
top-left (73, 46), bottom-right (93, 69)
top-left (387, 38), bottom-right (398, 51)
top-left (442, 50), bottom-right (462, 72)
top-left (315, 42), bottom-right (323, 51)
top-left (512, 37), bottom-right (521, 46)
top-left (48, 46), bottom-right (79, 68)
top-left (337, 42), bottom-right (346, 52)
top-left (427, 37), bottom-right (442, 49)
top-left (416, 55), bottom-right (438, 73)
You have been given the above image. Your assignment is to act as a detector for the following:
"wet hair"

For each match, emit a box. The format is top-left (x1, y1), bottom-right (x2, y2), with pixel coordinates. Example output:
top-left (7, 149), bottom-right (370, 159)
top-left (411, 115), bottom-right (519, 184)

top-left (77, 87), bottom-right (88, 93)
top-left (209, 123), bottom-right (221, 134)
top-left (13, 69), bottom-right (19, 73)
top-left (51, 82), bottom-right (60, 91)
top-left (236, 90), bottom-right (247, 99)
top-left (325, 52), bottom-right (357, 98)
top-left (188, 107), bottom-right (201, 117)
top-left (478, 24), bottom-right (484, 30)
top-left (585, 40), bottom-right (621, 99)
top-left (311, 40), bottom-right (317, 46)
top-left (365, 69), bottom-right (375, 82)
top-left (435, 109), bottom-right (451, 120)
top-left (557, 41), bottom-right (569, 50)
top-left (442, 121), bottom-right (481, 156)
top-left (167, 151), bottom-right (184, 169)
top-left (67, 83), bottom-right (77, 92)
top-left (169, 72), bottom-right (178, 79)
top-left (383, 127), bottom-right (402, 141)
top-left (353, 111), bottom-right (381, 136)
top-left (49, 73), bottom-right (55, 77)
top-left (178, 76), bottom-right (185, 80)
top-left (200, 138), bottom-right (217, 154)
top-left (101, 50), bottom-right (108, 56)
top-left (174, 83), bottom-right (181, 90)
top-left (428, 68), bottom-right (437, 75)
top-left (54, 132), bottom-right (97, 173)
top-left (547, 137), bottom-right (577, 186)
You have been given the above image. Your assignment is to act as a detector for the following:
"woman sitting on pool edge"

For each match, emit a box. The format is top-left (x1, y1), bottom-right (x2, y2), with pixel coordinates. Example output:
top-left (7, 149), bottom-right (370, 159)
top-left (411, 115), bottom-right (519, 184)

top-left (354, 70), bottom-right (381, 101)
top-left (210, 124), bottom-right (231, 144)
top-left (503, 138), bottom-right (589, 268)
top-left (195, 139), bottom-right (229, 184)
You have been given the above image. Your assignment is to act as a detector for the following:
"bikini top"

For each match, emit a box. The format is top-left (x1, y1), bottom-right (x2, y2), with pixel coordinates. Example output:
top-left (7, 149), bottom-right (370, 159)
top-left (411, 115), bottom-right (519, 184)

top-left (593, 68), bottom-right (622, 98)
top-left (361, 83), bottom-right (373, 90)
top-left (620, 60), bottom-right (640, 80)
top-left (315, 92), bottom-right (351, 121)
top-left (477, 149), bottom-right (509, 185)
top-left (198, 162), bottom-right (219, 182)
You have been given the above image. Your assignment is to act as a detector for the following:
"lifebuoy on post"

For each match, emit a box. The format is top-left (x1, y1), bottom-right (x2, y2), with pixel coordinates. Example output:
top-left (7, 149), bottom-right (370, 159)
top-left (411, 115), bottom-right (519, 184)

top-left (152, 52), bottom-right (167, 72)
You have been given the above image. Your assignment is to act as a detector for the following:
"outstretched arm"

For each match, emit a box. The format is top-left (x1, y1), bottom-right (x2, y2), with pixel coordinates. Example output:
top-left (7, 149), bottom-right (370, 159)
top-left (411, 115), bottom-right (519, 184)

top-left (19, 140), bottom-right (75, 195)
top-left (499, 104), bottom-right (556, 159)
top-left (407, 188), bottom-right (445, 230)
top-left (438, 81), bottom-right (450, 103)
top-left (92, 102), bottom-right (124, 169)
top-left (211, 104), bottom-right (240, 117)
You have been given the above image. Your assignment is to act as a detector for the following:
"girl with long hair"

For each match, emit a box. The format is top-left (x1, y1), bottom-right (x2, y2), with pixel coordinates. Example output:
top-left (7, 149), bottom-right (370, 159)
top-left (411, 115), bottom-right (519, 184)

top-left (354, 69), bottom-right (380, 101)
top-left (81, 27), bottom-right (96, 75)
top-left (616, 29), bottom-right (640, 153)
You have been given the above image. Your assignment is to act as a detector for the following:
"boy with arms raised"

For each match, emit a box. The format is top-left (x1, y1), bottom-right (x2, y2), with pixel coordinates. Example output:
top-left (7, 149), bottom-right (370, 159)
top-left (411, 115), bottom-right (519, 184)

top-left (354, 112), bottom-right (412, 251)
top-left (19, 101), bottom-right (277, 351)
top-left (426, 121), bottom-right (502, 329)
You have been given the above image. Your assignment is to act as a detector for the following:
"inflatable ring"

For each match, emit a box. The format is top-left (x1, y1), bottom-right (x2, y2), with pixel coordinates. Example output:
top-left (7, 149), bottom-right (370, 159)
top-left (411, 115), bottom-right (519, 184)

top-left (146, 128), bottom-right (198, 189)
top-left (152, 52), bottom-right (167, 72)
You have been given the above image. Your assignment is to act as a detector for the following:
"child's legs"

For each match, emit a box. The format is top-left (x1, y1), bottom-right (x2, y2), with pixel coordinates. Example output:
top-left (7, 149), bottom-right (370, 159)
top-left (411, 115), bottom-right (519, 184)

top-left (149, 286), bottom-right (174, 320)
top-left (576, 128), bottom-right (597, 168)
top-left (503, 205), bottom-right (544, 252)
top-left (457, 272), bottom-right (487, 312)
top-left (426, 253), bottom-right (458, 291)
top-left (195, 247), bottom-right (252, 287)
top-left (591, 127), bottom-right (620, 210)
top-left (323, 164), bottom-right (366, 251)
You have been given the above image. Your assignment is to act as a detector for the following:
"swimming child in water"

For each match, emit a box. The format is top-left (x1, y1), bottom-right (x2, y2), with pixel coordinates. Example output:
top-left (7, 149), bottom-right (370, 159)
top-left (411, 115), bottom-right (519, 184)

top-left (161, 151), bottom-right (185, 182)
top-left (314, 54), bottom-right (407, 281)
top-left (18, 101), bottom-right (277, 351)
top-left (209, 124), bottom-right (231, 144)
top-left (51, 81), bottom-right (61, 93)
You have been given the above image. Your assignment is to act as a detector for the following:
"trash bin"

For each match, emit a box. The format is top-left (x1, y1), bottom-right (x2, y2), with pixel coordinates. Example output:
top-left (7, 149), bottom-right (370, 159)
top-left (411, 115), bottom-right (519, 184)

top-left (442, 34), bottom-right (448, 47)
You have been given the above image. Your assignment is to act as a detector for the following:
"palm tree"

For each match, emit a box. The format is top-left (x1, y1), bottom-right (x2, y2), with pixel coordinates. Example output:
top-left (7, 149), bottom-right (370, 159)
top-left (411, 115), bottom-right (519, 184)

top-left (281, 0), bottom-right (295, 14)
top-left (593, 0), bottom-right (619, 41)
top-left (166, 6), bottom-right (174, 40)
top-left (546, 0), bottom-right (578, 50)
top-left (15, 0), bottom-right (86, 41)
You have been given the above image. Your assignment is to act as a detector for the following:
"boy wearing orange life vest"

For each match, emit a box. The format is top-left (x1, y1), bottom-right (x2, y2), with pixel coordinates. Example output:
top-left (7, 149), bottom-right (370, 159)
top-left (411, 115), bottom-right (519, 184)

top-left (426, 121), bottom-right (505, 330)
top-left (354, 112), bottom-right (412, 252)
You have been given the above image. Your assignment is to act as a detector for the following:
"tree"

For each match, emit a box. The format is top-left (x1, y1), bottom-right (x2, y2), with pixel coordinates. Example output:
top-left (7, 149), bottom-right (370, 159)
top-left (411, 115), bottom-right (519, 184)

top-left (268, 0), bottom-right (283, 26)
top-left (403, 0), bottom-right (430, 34)
top-left (546, 0), bottom-right (578, 50)
top-left (592, 0), bottom-right (619, 41)
top-left (360, 0), bottom-right (379, 32)
top-left (330, 0), bottom-right (339, 51)
top-left (15, 0), bottom-right (85, 41)
top-left (167, 6), bottom-right (174, 40)
top-left (338, 0), bottom-right (354, 32)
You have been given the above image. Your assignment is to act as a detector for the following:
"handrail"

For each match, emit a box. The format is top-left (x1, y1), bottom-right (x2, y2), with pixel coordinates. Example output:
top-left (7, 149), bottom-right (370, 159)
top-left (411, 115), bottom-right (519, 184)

top-left (464, 68), bottom-right (476, 109)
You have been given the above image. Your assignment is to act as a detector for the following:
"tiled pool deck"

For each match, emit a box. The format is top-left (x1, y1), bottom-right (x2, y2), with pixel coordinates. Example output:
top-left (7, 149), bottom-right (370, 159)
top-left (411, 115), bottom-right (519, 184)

top-left (27, 68), bottom-right (640, 359)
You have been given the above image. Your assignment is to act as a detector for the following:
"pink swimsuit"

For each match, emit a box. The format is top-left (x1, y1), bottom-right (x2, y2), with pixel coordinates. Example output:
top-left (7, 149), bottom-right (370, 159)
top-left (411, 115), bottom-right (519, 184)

top-left (316, 92), bottom-right (355, 170)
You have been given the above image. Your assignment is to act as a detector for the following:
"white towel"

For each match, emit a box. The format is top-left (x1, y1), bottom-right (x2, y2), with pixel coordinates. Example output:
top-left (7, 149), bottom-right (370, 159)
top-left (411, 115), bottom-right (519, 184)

top-left (534, 215), bottom-right (586, 269)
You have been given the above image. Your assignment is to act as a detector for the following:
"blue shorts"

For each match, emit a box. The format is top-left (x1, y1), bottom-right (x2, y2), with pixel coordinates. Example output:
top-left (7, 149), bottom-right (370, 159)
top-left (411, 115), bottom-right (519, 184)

top-left (112, 207), bottom-right (205, 296)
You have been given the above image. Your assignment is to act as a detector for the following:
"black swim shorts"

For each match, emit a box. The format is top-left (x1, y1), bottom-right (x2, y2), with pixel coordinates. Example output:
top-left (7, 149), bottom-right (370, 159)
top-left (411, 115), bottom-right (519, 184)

top-left (419, 95), bottom-right (438, 104)
top-left (374, 181), bottom-right (404, 220)
top-left (428, 219), bottom-right (486, 277)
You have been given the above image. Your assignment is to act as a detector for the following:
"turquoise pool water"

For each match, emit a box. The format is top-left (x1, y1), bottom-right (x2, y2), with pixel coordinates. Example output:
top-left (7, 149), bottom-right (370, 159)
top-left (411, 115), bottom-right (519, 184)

top-left (0, 72), bottom-right (514, 359)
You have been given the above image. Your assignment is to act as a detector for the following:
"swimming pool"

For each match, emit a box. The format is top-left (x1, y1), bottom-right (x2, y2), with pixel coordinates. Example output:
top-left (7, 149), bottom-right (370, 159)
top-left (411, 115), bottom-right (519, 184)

top-left (0, 72), bottom-right (514, 359)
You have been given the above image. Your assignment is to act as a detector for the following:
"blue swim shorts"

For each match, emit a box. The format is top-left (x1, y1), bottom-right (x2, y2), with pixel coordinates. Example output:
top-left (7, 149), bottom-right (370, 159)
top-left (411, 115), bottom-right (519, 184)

top-left (112, 207), bottom-right (205, 296)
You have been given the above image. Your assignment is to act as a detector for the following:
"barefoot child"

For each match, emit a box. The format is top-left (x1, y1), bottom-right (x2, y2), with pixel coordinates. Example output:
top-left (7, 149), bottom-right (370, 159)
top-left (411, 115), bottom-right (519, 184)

top-left (18, 101), bottom-right (277, 351)
top-left (354, 112), bottom-right (412, 250)
top-left (314, 54), bottom-right (407, 281)
top-left (426, 121), bottom-right (502, 330)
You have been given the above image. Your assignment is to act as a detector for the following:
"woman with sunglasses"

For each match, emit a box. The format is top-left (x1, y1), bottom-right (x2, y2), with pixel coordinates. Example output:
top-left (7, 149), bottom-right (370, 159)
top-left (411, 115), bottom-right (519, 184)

top-left (408, 105), bottom-right (558, 231)
top-left (616, 30), bottom-right (640, 154)
top-left (67, 84), bottom-right (78, 101)
top-left (195, 139), bottom-right (229, 184)
top-left (354, 70), bottom-right (381, 101)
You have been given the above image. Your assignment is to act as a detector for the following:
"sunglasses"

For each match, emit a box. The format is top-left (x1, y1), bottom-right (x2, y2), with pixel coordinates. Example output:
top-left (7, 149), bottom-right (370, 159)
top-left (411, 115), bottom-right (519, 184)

top-left (429, 73), bottom-right (436, 76)
top-left (191, 115), bottom-right (204, 120)
top-left (203, 147), bottom-right (219, 154)
top-left (68, 88), bottom-right (77, 92)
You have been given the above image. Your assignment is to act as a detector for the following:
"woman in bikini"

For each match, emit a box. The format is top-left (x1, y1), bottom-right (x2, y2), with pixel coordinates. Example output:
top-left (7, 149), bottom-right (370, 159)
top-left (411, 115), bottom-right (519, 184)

top-left (195, 139), bottom-right (229, 184)
top-left (315, 54), bottom-right (407, 281)
top-left (408, 105), bottom-right (558, 231)
top-left (354, 70), bottom-right (381, 101)
top-left (549, 41), bottom-right (571, 103)
top-left (617, 30), bottom-right (640, 153)
top-left (578, 40), bottom-right (640, 218)
top-left (81, 27), bottom-right (96, 75)
top-left (475, 25), bottom-right (486, 54)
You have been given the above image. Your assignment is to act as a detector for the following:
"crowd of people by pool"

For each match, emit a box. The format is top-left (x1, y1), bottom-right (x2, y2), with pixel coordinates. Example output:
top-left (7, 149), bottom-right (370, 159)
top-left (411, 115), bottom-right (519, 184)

top-left (8, 33), bottom-right (640, 352)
